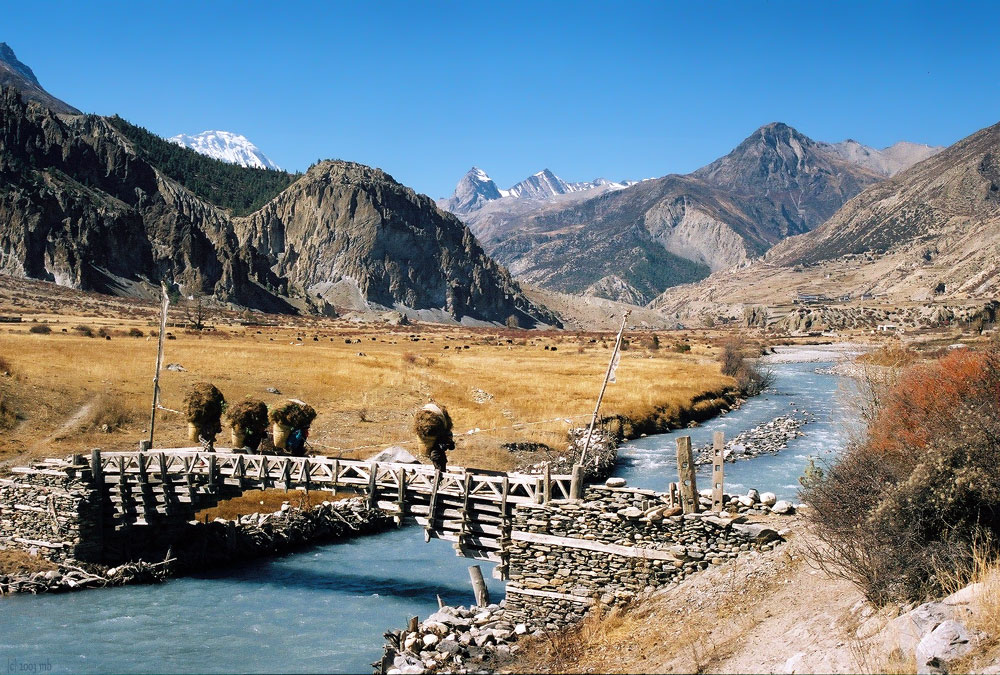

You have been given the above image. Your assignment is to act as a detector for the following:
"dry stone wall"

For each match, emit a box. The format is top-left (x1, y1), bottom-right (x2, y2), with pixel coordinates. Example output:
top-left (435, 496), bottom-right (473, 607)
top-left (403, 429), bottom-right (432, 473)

top-left (0, 466), bottom-right (106, 562)
top-left (502, 485), bottom-right (781, 627)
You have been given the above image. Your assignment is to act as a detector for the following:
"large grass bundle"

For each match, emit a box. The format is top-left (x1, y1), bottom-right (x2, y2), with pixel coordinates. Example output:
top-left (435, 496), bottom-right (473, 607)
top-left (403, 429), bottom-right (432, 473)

top-left (269, 400), bottom-right (317, 429)
top-left (414, 403), bottom-right (453, 449)
top-left (184, 382), bottom-right (225, 428)
top-left (226, 399), bottom-right (269, 434)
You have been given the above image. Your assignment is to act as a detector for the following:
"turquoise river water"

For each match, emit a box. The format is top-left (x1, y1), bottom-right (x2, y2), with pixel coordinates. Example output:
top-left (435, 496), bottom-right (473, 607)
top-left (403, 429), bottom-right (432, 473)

top-left (0, 359), bottom-right (853, 673)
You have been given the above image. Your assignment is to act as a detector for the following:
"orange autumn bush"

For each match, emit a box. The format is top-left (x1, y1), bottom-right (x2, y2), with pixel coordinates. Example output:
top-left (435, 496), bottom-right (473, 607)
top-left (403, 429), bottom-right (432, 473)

top-left (802, 344), bottom-right (1000, 604)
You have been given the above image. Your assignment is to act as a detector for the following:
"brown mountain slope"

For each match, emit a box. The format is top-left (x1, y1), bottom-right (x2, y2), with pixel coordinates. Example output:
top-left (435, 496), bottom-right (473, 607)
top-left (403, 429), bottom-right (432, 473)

top-left (653, 120), bottom-right (1000, 317)
top-left (459, 123), bottom-right (883, 304)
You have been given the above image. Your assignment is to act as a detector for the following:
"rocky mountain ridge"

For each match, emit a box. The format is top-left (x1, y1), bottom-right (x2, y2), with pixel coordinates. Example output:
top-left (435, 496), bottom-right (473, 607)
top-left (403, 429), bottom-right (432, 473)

top-left (0, 86), bottom-right (556, 326)
top-left (0, 42), bottom-right (79, 115)
top-left (652, 119), bottom-right (1000, 320)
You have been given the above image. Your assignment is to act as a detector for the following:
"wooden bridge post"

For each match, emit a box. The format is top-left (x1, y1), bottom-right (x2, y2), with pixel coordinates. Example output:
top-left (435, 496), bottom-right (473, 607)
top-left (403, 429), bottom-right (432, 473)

top-left (395, 467), bottom-right (407, 525)
top-left (668, 481), bottom-right (678, 508)
top-left (425, 470), bottom-right (441, 541)
top-left (302, 458), bottom-right (310, 494)
top-left (542, 462), bottom-right (551, 504)
top-left (208, 453), bottom-right (218, 491)
top-left (367, 462), bottom-right (378, 510)
top-left (468, 564), bottom-right (490, 607)
top-left (280, 458), bottom-right (291, 491)
top-left (711, 431), bottom-right (725, 512)
top-left (675, 436), bottom-right (699, 514)
top-left (569, 463), bottom-right (585, 501)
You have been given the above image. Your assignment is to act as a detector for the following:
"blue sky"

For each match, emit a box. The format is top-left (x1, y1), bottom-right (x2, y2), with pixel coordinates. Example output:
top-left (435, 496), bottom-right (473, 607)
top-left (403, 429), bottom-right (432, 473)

top-left (5, 1), bottom-right (998, 198)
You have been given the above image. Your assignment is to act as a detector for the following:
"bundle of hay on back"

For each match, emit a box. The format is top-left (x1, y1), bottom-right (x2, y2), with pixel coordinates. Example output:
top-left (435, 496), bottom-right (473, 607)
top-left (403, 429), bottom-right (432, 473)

top-left (225, 399), bottom-right (268, 450)
top-left (184, 382), bottom-right (225, 442)
top-left (269, 400), bottom-right (317, 429)
top-left (414, 403), bottom-right (453, 451)
top-left (269, 400), bottom-right (317, 450)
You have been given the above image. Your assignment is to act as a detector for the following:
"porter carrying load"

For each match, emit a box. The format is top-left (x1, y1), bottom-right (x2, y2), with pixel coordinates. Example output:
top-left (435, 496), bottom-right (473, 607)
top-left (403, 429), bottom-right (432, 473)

top-left (413, 403), bottom-right (454, 472)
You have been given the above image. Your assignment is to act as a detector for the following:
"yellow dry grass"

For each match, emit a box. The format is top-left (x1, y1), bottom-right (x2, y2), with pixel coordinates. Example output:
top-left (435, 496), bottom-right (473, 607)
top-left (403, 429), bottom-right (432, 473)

top-left (0, 279), bottom-right (731, 473)
top-left (195, 489), bottom-right (356, 522)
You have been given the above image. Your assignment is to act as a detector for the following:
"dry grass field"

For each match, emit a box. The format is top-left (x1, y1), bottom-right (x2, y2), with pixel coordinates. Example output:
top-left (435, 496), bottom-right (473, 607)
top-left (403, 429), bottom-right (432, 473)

top-left (0, 276), bottom-right (733, 473)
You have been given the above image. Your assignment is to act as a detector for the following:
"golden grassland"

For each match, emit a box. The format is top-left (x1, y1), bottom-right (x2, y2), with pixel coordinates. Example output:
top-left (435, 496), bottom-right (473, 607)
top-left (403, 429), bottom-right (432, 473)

top-left (0, 280), bottom-right (734, 474)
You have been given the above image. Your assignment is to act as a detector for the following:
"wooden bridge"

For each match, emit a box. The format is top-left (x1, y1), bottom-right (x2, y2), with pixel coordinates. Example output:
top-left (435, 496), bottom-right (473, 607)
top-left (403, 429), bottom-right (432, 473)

top-left (59, 448), bottom-right (583, 577)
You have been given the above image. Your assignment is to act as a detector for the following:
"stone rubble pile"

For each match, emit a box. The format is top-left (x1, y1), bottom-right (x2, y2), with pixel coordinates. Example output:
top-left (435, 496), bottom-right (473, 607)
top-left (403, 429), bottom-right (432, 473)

top-left (696, 414), bottom-right (809, 465)
top-left (518, 427), bottom-right (617, 481)
top-left (379, 601), bottom-right (536, 675)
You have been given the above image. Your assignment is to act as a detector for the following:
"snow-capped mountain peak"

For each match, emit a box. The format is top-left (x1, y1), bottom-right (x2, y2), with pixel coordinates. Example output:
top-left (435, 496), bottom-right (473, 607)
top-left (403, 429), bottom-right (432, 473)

top-left (168, 130), bottom-right (281, 170)
top-left (441, 167), bottom-right (638, 215)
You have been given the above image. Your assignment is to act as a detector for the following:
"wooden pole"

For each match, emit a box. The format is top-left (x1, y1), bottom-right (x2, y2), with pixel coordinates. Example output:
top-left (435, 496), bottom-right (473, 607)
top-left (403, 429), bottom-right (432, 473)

top-left (469, 564), bottom-right (491, 607)
top-left (147, 283), bottom-right (170, 449)
top-left (675, 436), bottom-right (698, 514)
top-left (711, 431), bottom-right (725, 512)
top-left (579, 311), bottom-right (630, 468)
top-left (569, 463), bottom-right (585, 501)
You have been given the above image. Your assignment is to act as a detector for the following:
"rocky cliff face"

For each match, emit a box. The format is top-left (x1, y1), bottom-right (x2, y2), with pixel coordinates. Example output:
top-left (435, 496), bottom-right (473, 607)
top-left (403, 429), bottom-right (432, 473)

top-left (234, 161), bottom-right (558, 325)
top-left (0, 87), bottom-right (555, 325)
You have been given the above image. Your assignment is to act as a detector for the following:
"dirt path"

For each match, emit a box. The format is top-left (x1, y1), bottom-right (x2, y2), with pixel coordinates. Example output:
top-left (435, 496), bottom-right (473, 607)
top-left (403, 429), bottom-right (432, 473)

top-left (0, 400), bottom-right (95, 469)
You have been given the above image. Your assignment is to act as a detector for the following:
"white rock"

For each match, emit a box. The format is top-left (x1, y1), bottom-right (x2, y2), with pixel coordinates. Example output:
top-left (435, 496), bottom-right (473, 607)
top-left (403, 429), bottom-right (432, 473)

top-left (915, 620), bottom-right (973, 674)
top-left (422, 633), bottom-right (440, 648)
top-left (771, 500), bottom-right (795, 514)
top-left (759, 491), bottom-right (777, 506)
top-left (514, 623), bottom-right (527, 635)
top-left (605, 477), bottom-right (627, 488)
top-left (403, 634), bottom-right (418, 651)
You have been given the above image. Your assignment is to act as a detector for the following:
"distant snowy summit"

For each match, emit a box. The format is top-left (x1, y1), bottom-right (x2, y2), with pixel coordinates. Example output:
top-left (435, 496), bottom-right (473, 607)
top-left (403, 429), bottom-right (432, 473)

top-left (168, 130), bottom-right (281, 170)
top-left (441, 166), bottom-right (636, 214)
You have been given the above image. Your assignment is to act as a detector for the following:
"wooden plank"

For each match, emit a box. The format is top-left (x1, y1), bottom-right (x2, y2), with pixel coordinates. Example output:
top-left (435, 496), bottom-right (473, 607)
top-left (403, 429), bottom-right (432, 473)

top-left (543, 463), bottom-right (551, 504)
top-left (505, 585), bottom-right (593, 605)
top-left (511, 530), bottom-right (682, 561)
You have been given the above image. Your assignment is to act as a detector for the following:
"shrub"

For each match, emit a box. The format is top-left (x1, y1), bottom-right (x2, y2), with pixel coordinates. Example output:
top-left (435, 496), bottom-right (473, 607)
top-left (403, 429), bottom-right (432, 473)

top-left (88, 395), bottom-right (136, 432)
top-left (801, 346), bottom-right (1000, 604)
top-left (269, 401), bottom-right (316, 429)
top-left (128, 327), bottom-right (144, 338)
top-left (29, 324), bottom-right (51, 334)
top-left (718, 335), bottom-right (775, 396)
top-left (73, 324), bottom-right (94, 337)
top-left (0, 391), bottom-right (16, 430)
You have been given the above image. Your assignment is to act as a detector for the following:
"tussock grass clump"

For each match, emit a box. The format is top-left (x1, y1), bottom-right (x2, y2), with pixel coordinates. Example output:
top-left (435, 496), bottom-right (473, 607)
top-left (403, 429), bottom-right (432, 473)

top-left (72, 324), bottom-right (94, 337)
top-left (88, 395), bottom-right (136, 431)
top-left (269, 401), bottom-right (316, 429)
top-left (184, 382), bottom-right (225, 428)
top-left (0, 550), bottom-right (58, 575)
top-left (195, 489), bottom-right (353, 521)
top-left (0, 391), bottom-right (17, 430)
top-left (28, 324), bottom-right (51, 334)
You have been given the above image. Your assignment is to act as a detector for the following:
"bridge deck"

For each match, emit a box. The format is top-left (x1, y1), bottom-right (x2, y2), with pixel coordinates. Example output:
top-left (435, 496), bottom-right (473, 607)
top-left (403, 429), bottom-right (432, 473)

top-left (66, 448), bottom-right (580, 574)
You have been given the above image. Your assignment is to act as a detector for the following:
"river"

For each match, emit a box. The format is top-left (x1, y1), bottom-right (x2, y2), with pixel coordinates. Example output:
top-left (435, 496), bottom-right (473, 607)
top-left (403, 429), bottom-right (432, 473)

top-left (0, 354), bottom-right (855, 673)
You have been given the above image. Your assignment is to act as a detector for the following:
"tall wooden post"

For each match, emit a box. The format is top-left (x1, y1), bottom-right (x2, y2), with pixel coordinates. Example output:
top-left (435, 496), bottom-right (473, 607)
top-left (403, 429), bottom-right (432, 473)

top-left (675, 436), bottom-right (698, 514)
top-left (469, 564), bottom-right (491, 607)
top-left (579, 311), bottom-right (630, 467)
top-left (711, 431), bottom-right (725, 512)
top-left (147, 284), bottom-right (170, 449)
